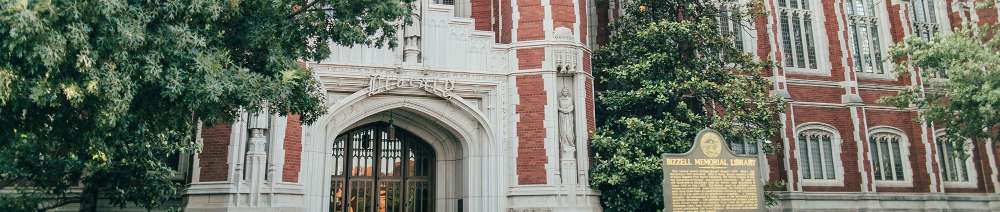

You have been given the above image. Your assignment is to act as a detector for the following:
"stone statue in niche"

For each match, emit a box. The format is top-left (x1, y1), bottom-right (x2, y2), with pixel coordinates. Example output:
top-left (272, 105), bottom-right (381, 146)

top-left (402, 1), bottom-right (421, 63)
top-left (558, 87), bottom-right (576, 158)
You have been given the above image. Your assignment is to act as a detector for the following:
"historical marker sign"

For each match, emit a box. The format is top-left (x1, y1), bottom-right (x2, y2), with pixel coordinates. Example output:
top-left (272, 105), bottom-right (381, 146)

top-left (662, 129), bottom-right (764, 211)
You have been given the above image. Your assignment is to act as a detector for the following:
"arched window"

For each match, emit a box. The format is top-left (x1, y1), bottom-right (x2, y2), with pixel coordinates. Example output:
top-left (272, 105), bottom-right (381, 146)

top-left (935, 130), bottom-right (978, 188)
top-left (868, 127), bottom-right (912, 186)
top-left (330, 122), bottom-right (434, 212)
top-left (796, 124), bottom-right (843, 186)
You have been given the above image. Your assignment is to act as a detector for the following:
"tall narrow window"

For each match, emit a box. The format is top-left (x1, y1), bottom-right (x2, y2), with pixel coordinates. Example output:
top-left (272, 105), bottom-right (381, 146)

top-left (936, 137), bottom-right (973, 184)
top-left (868, 132), bottom-right (907, 181)
top-left (909, 0), bottom-right (948, 78)
top-left (798, 129), bottom-right (837, 180)
top-left (434, 0), bottom-right (455, 5)
top-left (718, 6), bottom-right (746, 52)
top-left (909, 0), bottom-right (940, 40)
top-left (778, 0), bottom-right (818, 70)
top-left (846, 0), bottom-right (886, 74)
top-left (728, 139), bottom-right (759, 155)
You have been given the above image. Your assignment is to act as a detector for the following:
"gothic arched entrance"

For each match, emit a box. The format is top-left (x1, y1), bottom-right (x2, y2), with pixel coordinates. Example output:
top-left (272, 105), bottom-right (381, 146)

top-left (330, 122), bottom-right (435, 212)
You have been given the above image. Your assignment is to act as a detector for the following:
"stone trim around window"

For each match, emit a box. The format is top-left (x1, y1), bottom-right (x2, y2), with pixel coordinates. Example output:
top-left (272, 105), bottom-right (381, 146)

top-left (934, 129), bottom-right (979, 189)
top-left (844, 0), bottom-right (896, 80)
top-left (775, 0), bottom-right (833, 76)
top-left (868, 126), bottom-right (914, 187)
top-left (795, 123), bottom-right (845, 187)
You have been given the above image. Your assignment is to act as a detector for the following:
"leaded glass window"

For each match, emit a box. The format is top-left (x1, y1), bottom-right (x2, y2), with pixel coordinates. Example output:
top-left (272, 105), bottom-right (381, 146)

top-left (330, 122), bottom-right (434, 212)
top-left (909, 0), bottom-right (948, 78)
top-left (936, 138), bottom-right (972, 183)
top-left (846, 0), bottom-right (886, 74)
top-left (798, 129), bottom-right (837, 180)
top-left (718, 6), bottom-right (747, 52)
top-left (909, 0), bottom-right (940, 40)
top-left (869, 133), bottom-right (906, 181)
top-left (729, 139), bottom-right (759, 155)
top-left (778, 0), bottom-right (818, 70)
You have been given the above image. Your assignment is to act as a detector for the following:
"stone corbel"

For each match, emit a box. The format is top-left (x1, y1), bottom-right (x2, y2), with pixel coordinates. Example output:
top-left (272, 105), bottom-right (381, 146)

top-left (552, 27), bottom-right (580, 75)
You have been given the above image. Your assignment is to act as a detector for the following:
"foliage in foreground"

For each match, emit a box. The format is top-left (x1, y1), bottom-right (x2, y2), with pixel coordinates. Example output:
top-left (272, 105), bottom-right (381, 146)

top-left (883, 24), bottom-right (1000, 154)
top-left (590, 0), bottom-right (783, 211)
top-left (0, 0), bottom-right (412, 211)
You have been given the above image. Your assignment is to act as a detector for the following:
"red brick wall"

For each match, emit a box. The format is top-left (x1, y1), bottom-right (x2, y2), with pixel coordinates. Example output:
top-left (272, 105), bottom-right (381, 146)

top-left (585, 78), bottom-right (595, 135)
top-left (552, 0), bottom-right (575, 30)
top-left (200, 124), bottom-right (232, 182)
top-left (283, 115), bottom-right (302, 183)
top-left (787, 85), bottom-right (842, 104)
top-left (858, 89), bottom-right (898, 106)
top-left (995, 142), bottom-right (1000, 191)
top-left (978, 6), bottom-right (998, 25)
top-left (472, 0), bottom-right (492, 31)
top-left (516, 74), bottom-right (548, 185)
top-left (517, 0), bottom-right (545, 41)
top-left (501, 0), bottom-right (513, 43)
top-left (517, 47), bottom-right (544, 69)
top-left (946, 0), bottom-right (964, 29)
top-left (886, 0), bottom-right (905, 43)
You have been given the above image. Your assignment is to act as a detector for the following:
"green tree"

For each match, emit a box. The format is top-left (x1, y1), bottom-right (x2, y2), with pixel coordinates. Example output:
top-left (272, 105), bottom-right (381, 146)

top-left (883, 21), bottom-right (1000, 153)
top-left (590, 0), bottom-right (783, 211)
top-left (0, 0), bottom-right (412, 211)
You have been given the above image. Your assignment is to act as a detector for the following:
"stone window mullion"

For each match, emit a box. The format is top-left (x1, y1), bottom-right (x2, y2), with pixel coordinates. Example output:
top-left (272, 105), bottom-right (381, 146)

top-left (778, 0), bottom-right (818, 71)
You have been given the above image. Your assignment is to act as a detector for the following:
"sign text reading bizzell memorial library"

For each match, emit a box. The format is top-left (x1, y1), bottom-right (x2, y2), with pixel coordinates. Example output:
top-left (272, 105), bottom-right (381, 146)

top-left (662, 129), bottom-right (764, 211)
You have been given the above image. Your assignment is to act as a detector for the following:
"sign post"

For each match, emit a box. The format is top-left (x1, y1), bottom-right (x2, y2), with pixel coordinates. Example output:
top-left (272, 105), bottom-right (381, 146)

top-left (662, 128), bottom-right (764, 211)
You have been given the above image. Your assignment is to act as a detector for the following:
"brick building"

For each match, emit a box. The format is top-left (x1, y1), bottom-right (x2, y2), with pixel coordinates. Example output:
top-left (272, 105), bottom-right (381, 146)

top-left (739, 0), bottom-right (1000, 210)
top-left (175, 0), bottom-right (1000, 211)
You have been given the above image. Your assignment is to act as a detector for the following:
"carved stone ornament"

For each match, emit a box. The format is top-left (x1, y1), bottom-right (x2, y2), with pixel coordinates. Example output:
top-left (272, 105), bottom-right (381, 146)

top-left (552, 27), bottom-right (579, 74)
top-left (368, 74), bottom-right (456, 98)
top-left (558, 87), bottom-right (576, 157)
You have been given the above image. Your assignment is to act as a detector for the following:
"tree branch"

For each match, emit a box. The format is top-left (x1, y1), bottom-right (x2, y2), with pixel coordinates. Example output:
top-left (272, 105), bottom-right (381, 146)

top-left (288, 0), bottom-right (324, 18)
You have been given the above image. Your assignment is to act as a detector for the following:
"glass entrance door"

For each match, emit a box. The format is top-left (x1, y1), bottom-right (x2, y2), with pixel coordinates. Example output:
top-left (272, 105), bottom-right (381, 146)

top-left (330, 122), bottom-right (434, 212)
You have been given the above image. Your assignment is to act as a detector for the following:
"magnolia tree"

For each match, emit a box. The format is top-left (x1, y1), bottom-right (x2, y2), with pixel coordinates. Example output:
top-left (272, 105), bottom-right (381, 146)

top-left (0, 0), bottom-right (413, 211)
top-left (590, 0), bottom-right (784, 211)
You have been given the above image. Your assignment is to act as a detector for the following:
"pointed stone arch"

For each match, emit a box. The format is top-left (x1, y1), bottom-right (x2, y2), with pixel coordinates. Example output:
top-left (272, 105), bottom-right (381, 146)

top-left (300, 88), bottom-right (507, 212)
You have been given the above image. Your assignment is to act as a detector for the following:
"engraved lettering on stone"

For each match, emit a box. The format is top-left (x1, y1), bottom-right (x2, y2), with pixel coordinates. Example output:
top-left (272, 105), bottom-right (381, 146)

top-left (368, 75), bottom-right (456, 98)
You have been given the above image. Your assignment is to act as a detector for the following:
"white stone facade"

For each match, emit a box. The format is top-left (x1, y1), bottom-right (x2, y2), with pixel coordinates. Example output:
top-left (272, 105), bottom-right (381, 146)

top-left (185, 1), bottom-right (602, 211)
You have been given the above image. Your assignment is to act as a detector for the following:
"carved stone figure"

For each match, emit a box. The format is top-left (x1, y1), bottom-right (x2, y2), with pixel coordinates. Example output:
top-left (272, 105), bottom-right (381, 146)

top-left (558, 87), bottom-right (576, 157)
top-left (403, 2), bottom-right (421, 63)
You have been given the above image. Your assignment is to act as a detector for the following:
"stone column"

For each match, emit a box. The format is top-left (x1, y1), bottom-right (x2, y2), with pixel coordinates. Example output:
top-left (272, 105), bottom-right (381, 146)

top-left (245, 112), bottom-right (270, 207)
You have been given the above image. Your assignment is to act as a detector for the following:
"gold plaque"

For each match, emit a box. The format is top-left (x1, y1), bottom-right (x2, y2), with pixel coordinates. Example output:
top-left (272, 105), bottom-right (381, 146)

top-left (699, 131), bottom-right (723, 158)
top-left (662, 128), bottom-right (764, 211)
